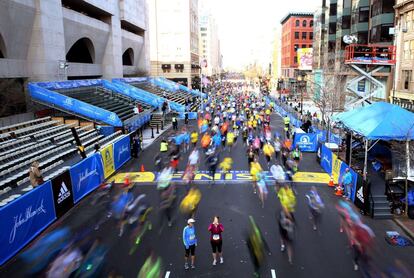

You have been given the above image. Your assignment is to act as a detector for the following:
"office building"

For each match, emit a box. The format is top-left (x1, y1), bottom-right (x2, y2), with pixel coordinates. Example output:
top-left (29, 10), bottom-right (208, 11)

top-left (312, 0), bottom-right (395, 107)
top-left (393, 0), bottom-right (414, 112)
top-left (149, 0), bottom-right (200, 88)
top-left (0, 0), bottom-right (149, 119)
top-left (199, 12), bottom-right (222, 78)
top-left (280, 12), bottom-right (314, 79)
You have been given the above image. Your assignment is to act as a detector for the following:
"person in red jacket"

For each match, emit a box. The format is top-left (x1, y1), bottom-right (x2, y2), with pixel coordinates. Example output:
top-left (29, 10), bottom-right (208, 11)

top-left (208, 216), bottom-right (224, 266)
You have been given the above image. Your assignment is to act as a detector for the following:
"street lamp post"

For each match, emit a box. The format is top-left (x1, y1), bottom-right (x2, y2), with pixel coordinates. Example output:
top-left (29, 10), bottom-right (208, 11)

top-left (297, 71), bottom-right (307, 115)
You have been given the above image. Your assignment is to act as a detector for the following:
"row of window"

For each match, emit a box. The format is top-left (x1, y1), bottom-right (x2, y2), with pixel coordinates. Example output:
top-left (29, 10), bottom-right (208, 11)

top-left (295, 19), bottom-right (314, 28)
top-left (294, 32), bottom-right (313, 40)
top-left (403, 40), bottom-right (414, 60)
top-left (294, 44), bottom-right (313, 51)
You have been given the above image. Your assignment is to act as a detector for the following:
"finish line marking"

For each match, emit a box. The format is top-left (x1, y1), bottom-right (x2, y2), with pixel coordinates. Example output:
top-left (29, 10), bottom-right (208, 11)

top-left (110, 171), bottom-right (330, 184)
top-left (165, 271), bottom-right (171, 278)
top-left (271, 269), bottom-right (277, 278)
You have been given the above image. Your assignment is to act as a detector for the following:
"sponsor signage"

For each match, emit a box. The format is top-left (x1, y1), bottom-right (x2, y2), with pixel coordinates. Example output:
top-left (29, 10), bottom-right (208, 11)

top-left (100, 144), bottom-right (115, 179)
top-left (114, 136), bottom-right (131, 170)
top-left (293, 133), bottom-right (318, 152)
top-left (0, 182), bottom-right (56, 265)
top-left (320, 144), bottom-right (333, 174)
top-left (70, 154), bottom-right (104, 203)
top-left (51, 170), bottom-right (74, 218)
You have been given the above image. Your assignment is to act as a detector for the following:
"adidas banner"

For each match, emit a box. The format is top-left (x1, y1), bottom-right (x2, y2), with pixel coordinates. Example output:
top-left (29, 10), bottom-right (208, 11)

top-left (51, 170), bottom-right (74, 218)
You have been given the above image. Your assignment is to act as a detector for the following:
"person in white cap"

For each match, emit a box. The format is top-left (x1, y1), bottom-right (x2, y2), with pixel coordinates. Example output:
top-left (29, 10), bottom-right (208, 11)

top-left (183, 218), bottom-right (197, 270)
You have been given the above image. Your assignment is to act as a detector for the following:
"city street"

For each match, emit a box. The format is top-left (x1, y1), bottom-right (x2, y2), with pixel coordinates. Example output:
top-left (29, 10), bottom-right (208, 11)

top-left (2, 114), bottom-right (413, 278)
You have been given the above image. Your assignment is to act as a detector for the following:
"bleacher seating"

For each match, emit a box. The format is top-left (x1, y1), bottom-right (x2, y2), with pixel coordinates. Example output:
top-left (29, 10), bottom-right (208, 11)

top-left (85, 130), bottom-right (123, 156)
top-left (0, 117), bottom-right (109, 206)
top-left (131, 81), bottom-right (200, 112)
top-left (56, 86), bottom-right (152, 122)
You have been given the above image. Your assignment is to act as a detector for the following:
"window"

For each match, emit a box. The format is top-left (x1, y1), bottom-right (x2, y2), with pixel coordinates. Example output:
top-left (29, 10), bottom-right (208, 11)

top-left (329, 3), bottom-right (337, 16)
top-left (309, 32), bottom-right (313, 40)
top-left (411, 40), bottom-right (414, 59)
top-left (404, 41), bottom-right (410, 60)
top-left (295, 20), bottom-right (300, 27)
top-left (403, 70), bottom-right (412, 90)
top-left (342, 15), bottom-right (351, 29)
top-left (359, 7), bottom-right (369, 23)
top-left (371, 24), bottom-right (394, 43)
top-left (294, 44), bottom-right (299, 52)
top-left (308, 44), bottom-right (313, 48)
top-left (293, 56), bottom-right (297, 64)
top-left (329, 22), bottom-right (336, 34)
top-left (295, 32), bottom-right (299, 39)
top-left (200, 27), bottom-right (207, 31)
top-left (302, 20), bottom-right (307, 27)
top-left (302, 44), bottom-right (307, 48)
top-left (201, 33), bottom-right (207, 37)
top-left (302, 32), bottom-right (307, 39)
top-left (310, 20), bottom-right (314, 27)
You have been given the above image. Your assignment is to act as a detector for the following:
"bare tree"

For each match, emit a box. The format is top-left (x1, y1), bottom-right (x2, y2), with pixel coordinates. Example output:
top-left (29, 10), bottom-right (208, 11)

top-left (308, 53), bottom-right (348, 131)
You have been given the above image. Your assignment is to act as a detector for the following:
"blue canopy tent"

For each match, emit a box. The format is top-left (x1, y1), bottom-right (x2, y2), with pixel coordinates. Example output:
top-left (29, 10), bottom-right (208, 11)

top-left (334, 102), bottom-right (414, 213)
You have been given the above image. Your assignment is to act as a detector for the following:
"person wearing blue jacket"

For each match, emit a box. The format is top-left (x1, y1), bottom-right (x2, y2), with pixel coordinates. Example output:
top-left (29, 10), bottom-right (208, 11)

top-left (183, 218), bottom-right (197, 270)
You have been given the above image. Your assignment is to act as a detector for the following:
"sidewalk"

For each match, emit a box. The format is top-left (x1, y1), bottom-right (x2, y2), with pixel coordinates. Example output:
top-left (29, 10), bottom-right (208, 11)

top-left (394, 216), bottom-right (414, 240)
top-left (141, 123), bottom-right (172, 150)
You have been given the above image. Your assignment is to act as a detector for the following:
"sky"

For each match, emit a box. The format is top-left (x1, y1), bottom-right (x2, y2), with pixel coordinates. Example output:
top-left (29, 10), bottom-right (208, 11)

top-left (200, 0), bottom-right (320, 70)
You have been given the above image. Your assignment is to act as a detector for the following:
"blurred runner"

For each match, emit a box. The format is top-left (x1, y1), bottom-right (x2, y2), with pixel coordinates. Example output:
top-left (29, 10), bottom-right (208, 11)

top-left (305, 186), bottom-right (324, 231)
top-left (137, 254), bottom-right (162, 278)
top-left (278, 209), bottom-right (295, 264)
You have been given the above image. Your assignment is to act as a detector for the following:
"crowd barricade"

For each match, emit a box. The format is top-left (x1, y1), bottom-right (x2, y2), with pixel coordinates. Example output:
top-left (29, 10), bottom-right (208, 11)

top-left (178, 112), bottom-right (198, 120)
top-left (319, 144), bottom-right (359, 202)
top-left (0, 135), bottom-right (132, 265)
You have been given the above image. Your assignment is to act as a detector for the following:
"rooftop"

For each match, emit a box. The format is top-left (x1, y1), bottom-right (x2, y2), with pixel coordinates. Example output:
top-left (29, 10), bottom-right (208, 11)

top-left (280, 12), bottom-right (314, 25)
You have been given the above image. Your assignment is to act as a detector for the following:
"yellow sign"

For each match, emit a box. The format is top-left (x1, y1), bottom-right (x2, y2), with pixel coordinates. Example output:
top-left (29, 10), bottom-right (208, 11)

top-left (331, 153), bottom-right (342, 184)
top-left (100, 144), bottom-right (115, 179)
top-left (110, 172), bottom-right (156, 183)
top-left (110, 171), bottom-right (329, 184)
top-left (293, 172), bottom-right (330, 184)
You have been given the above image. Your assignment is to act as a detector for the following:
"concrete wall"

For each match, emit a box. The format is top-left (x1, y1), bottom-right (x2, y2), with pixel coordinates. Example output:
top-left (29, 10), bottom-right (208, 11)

top-left (0, 0), bottom-right (149, 81)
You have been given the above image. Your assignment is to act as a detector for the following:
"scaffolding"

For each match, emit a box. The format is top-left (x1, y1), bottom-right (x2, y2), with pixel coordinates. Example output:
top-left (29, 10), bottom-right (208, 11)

top-left (344, 44), bottom-right (396, 108)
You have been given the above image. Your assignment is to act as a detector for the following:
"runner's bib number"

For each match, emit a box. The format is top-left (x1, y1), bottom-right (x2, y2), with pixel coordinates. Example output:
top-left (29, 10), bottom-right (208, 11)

top-left (212, 234), bottom-right (220, 241)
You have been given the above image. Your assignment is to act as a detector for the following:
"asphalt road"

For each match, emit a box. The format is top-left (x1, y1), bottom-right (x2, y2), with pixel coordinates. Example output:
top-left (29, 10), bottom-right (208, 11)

top-left (1, 114), bottom-right (414, 278)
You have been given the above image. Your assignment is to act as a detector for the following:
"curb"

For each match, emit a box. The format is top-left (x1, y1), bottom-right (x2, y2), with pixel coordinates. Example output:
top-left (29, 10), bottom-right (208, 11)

top-left (394, 219), bottom-right (414, 241)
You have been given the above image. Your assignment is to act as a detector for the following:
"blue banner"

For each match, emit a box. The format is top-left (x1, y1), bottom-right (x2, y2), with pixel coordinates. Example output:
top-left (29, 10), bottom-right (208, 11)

top-left (293, 133), bottom-right (318, 152)
top-left (34, 79), bottom-right (103, 90)
top-left (97, 126), bottom-right (115, 137)
top-left (29, 84), bottom-right (123, 127)
top-left (125, 113), bottom-right (151, 132)
top-left (320, 144), bottom-right (333, 174)
top-left (0, 182), bottom-right (56, 265)
top-left (70, 154), bottom-right (104, 203)
top-left (105, 80), bottom-right (162, 108)
top-left (178, 112), bottom-right (198, 120)
top-left (114, 136), bottom-right (131, 170)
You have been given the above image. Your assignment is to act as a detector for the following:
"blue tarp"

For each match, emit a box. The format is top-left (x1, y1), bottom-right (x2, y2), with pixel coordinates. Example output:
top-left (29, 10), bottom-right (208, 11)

top-left (35, 79), bottom-right (103, 90)
top-left (114, 79), bottom-right (185, 113)
top-left (29, 83), bottom-right (123, 127)
top-left (334, 102), bottom-right (414, 141)
top-left (105, 80), bottom-right (161, 108)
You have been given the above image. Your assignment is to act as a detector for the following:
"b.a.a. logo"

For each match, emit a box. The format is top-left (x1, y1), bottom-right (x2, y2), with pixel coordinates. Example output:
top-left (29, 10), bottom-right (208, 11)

top-left (57, 182), bottom-right (71, 204)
